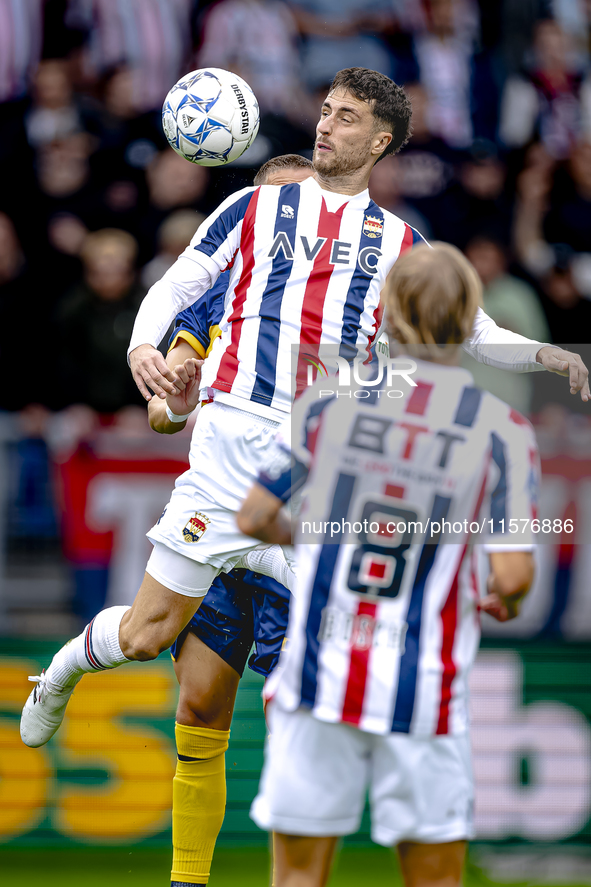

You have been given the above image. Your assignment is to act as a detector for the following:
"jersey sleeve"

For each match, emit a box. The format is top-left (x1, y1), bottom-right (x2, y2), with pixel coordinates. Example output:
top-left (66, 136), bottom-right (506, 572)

top-left (481, 407), bottom-right (540, 551)
top-left (168, 271), bottom-right (229, 358)
top-left (462, 307), bottom-right (550, 372)
top-left (127, 188), bottom-right (257, 357)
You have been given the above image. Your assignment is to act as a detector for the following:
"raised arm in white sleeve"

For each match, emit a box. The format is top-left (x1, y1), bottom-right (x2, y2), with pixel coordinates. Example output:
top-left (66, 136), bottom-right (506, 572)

top-left (462, 307), bottom-right (549, 373)
top-left (128, 185), bottom-right (256, 359)
top-left (128, 249), bottom-right (217, 355)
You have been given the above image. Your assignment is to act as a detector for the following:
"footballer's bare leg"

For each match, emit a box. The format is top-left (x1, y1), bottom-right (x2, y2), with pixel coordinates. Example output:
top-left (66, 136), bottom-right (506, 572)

top-left (273, 834), bottom-right (338, 887)
top-left (170, 632), bottom-right (240, 887)
top-left (397, 840), bottom-right (467, 887)
top-left (173, 631), bottom-right (240, 730)
top-left (20, 563), bottom-right (215, 748)
top-left (119, 573), bottom-right (203, 660)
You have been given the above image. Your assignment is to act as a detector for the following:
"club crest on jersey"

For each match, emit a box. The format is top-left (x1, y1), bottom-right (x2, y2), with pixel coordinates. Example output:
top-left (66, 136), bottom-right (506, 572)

top-left (363, 215), bottom-right (383, 239)
top-left (183, 512), bottom-right (210, 543)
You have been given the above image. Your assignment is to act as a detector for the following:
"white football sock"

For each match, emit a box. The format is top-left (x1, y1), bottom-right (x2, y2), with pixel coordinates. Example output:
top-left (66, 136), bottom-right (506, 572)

top-left (238, 545), bottom-right (296, 593)
top-left (45, 606), bottom-right (132, 691)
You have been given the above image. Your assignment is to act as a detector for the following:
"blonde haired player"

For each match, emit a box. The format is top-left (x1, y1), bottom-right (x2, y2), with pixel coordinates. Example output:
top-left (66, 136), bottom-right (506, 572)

top-left (238, 243), bottom-right (538, 887)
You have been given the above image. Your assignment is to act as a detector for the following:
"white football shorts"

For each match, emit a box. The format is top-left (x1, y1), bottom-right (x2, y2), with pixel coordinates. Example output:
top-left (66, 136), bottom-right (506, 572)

top-left (147, 401), bottom-right (281, 572)
top-left (251, 703), bottom-right (474, 846)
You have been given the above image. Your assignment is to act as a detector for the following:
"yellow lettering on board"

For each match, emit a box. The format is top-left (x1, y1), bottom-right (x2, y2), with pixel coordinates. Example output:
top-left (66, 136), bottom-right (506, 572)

top-left (56, 665), bottom-right (176, 841)
top-left (0, 662), bottom-right (50, 837)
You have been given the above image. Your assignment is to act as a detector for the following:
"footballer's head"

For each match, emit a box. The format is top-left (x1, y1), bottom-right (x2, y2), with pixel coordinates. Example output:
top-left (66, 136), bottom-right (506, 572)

top-left (384, 243), bottom-right (482, 347)
top-left (314, 68), bottom-right (412, 178)
top-left (254, 154), bottom-right (314, 187)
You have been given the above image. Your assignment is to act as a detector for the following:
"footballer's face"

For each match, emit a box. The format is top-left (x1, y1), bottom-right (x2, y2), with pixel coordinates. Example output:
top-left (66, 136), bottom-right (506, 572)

top-left (314, 89), bottom-right (392, 178)
top-left (264, 167), bottom-right (314, 186)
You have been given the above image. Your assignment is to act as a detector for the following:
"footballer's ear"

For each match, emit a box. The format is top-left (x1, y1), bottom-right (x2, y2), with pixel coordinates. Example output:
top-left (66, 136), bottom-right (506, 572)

top-left (371, 131), bottom-right (393, 157)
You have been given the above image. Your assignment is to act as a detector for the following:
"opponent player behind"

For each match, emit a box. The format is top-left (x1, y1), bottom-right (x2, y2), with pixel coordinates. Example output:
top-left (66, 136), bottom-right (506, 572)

top-left (238, 243), bottom-right (538, 887)
top-left (22, 68), bottom-right (584, 780)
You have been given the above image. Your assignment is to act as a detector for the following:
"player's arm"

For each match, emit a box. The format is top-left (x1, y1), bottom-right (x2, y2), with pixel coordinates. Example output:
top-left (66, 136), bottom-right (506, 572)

top-left (464, 307), bottom-right (590, 402)
top-left (237, 483), bottom-right (291, 545)
top-left (148, 340), bottom-right (203, 434)
top-left (480, 551), bottom-right (535, 622)
top-left (128, 187), bottom-right (256, 401)
top-left (480, 406), bottom-right (539, 622)
top-left (238, 392), bottom-right (323, 543)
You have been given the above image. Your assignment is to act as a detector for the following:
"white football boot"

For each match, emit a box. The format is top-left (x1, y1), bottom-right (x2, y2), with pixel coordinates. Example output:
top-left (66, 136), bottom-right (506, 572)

top-left (20, 670), bottom-right (77, 748)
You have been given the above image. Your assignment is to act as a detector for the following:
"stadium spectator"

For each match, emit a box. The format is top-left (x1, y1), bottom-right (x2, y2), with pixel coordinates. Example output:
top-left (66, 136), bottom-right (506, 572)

top-left (463, 233), bottom-right (550, 410)
top-left (500, 18), bottom-right (591, 159)
top-left (6, 405), bottom-right (59, 556)
top-left (141, 209), bottom-right (204, 290)
top-left (396, 82), bottom-right (459, 233)
top-left (198, 0), bottom-right (305, 120)
top-left (431, 140), bottom-right (512, 247)
top-left (545, 137), bottom-right (591, 253)
top-left (513, 141), bottom-right (557, 277)
top-left (56, 229), bottom-right (146, 412)
top-left (0, 0), bottom-right (43, 106)
top-left (0, 214), bottom-right (42, 411)
top-left (64, 0), bottom-right (195, 112)
top-left (288, 0), bottom-right (395, 91)
top-left (84, 65), bottom-right (166, 177)
top-left (465, 234), bottom-right (549, 343)
top-left (25, 59), bottom-right (83, 149)
top-left (369, 155), bottom-right (432, 238)
top-left (140, 149), bottom-right (210, 259)
top-left (36, 132), bottom-right (98, 229)
top-left (538, 247), bottom-right (591, 345)
top-left (409, 0), bottom-right (483, 148)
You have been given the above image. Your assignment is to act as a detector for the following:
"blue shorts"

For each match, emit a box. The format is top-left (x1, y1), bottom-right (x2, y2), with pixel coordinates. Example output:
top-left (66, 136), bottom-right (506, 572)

top-left (171, 569), bottom-right (290, 678)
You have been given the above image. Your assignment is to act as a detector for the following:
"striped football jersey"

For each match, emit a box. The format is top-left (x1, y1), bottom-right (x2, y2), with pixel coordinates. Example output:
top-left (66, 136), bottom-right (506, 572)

top-left (173, 176), bottom-right (424, 414)
top-left (259, 362), bottom-right (539, 736)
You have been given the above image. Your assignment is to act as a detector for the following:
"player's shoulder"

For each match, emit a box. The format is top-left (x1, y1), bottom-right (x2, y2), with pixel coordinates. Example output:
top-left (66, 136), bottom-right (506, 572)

top-left (372, 201), bottom-right (429, 246)
top-left (479, 390), bottom-right (536, 443)
top-left (213, 185), bottom-right (259, 219)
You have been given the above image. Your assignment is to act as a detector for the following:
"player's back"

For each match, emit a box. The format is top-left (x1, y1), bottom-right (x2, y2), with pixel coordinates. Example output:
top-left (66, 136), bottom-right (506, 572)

top-left (271, 358), bottom-right (538, 736)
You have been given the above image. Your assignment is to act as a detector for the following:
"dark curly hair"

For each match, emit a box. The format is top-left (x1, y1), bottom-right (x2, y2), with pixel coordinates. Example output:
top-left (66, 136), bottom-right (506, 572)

top-left (329, 68), bottom-right (413, 161)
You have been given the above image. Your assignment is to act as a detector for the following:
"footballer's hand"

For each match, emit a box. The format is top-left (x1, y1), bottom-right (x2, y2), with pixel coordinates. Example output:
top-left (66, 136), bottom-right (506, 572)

top-left (536, 346), bottom-right (590, 402)
top-left (480, 589), bottom-right (525, 623)
top-left (130, 344), bottom-right (180, 401)
top-left (166, 358), bottom-right (204, 416)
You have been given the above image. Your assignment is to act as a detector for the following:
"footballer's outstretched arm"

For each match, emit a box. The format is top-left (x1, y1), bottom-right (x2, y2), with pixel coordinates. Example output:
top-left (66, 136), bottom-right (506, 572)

top-left (148, 340), bottom-right (203, 434)
top-left (237, 483), bottom-right (292, 546)
top-left (465, 308), bottom-right (590, 402)
top-left (480, 551), bottom-right (535, 622)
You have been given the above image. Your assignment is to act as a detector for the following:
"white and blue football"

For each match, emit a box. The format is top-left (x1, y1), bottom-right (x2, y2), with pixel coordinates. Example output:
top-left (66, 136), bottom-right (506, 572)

top-left (162, 68), bottom-right (260, 167)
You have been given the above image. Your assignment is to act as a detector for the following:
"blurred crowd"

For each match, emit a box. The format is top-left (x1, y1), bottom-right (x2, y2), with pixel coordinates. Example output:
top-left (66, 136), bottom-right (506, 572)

top-left (1, 0), bottom-right (591, 418)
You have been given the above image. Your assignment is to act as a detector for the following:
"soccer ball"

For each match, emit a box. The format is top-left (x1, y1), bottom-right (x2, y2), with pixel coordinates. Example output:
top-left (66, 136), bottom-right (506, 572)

top-left (162, 68), bottom-right (260, 167)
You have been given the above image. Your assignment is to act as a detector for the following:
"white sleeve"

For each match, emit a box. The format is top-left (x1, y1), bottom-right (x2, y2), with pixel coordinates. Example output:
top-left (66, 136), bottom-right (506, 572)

top-left (481, 409), bottom-right (540, 552)
top-left (128, 186), bottom-right (256, 357)
top-left (128, 251), bottom-right (215, 354)
top-left (462, 307), bottom-right (550, 373)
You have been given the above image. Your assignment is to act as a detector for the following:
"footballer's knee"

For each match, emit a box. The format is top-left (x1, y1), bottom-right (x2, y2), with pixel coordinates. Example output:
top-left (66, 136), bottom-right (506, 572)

top-left (119, 614), bottom-right (178, 660)
top-left (176, 675), bottom-right (238, 730)
top-left (174, 640), bottom-right (240, 730)
top-left (120, 632), bottom-right (168, 661)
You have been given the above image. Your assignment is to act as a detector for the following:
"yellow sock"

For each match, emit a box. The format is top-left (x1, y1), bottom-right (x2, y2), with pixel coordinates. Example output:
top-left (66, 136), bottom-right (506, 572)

top-left (171, 722), bottom-right (230, 886)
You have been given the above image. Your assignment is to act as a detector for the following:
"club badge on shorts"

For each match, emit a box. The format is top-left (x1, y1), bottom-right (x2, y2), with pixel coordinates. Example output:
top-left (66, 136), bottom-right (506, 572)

top-left (183, 512), bottom-right (210, 543)
top-left (363, 215), bottom-right (383, 238)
